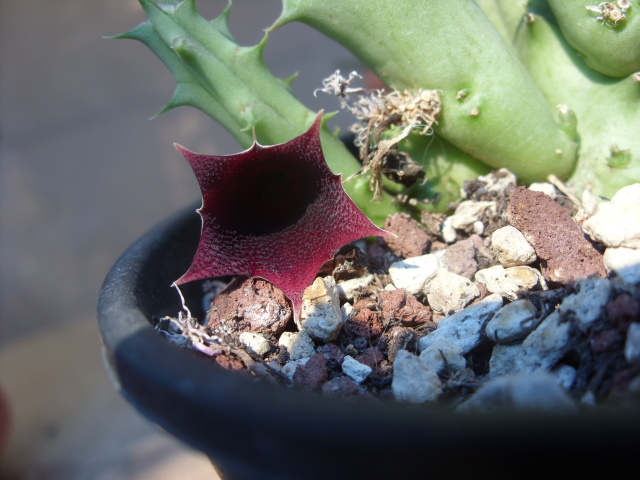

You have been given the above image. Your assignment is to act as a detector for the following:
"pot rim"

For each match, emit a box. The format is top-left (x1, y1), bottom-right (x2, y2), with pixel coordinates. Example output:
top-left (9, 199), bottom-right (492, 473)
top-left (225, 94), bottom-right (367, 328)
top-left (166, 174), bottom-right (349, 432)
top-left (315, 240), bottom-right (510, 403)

top-left (97, 203), bottom-right (640, 478)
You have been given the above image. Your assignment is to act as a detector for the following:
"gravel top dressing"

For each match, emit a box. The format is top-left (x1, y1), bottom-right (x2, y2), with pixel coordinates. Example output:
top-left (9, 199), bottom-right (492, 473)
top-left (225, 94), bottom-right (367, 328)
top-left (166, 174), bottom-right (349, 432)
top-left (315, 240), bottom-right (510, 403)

top-left (157, 169), bottom-right (640, 412)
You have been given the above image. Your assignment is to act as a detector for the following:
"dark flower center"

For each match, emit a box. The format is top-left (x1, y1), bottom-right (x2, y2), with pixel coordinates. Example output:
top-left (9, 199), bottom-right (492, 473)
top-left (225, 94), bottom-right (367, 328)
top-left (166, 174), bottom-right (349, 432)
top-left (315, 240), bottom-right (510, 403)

top-left (222, 159), bottom-right (320, 236)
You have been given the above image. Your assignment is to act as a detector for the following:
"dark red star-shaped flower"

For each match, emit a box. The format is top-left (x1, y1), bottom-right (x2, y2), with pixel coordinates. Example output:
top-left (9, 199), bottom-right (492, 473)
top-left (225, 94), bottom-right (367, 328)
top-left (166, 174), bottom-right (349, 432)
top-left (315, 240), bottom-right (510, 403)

top-left (174, 112), bottom-right (389, 318)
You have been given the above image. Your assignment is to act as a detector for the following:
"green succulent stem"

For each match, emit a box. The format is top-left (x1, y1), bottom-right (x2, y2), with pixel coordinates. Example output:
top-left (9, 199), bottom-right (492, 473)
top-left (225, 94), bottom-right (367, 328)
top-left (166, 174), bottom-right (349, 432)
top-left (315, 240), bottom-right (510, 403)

top-left (116, 0), bottom-right (399, 225)
top-left (275, 0), bottom-right (578, 185)
top-left (121, 0), bottom-right (639, 214)
top-left (547, 0), bottom-right (640, 78)
top-left (514, 2), bottom-right (640, 199)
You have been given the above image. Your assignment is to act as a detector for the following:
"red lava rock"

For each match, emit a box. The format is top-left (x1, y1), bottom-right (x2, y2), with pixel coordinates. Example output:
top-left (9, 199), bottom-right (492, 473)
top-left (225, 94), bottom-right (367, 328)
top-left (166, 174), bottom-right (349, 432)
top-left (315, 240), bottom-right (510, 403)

top-left (214, 355), bottom-right (246, 373)
top-left (443, 235), bottom-right (484, 280)
top-left (379, 288), bottom-right (432, 327)
top-left (420, 211), bottom-right (446, 238)
top-left (606, 294), bottom-right (640, 332)
top-left (356, 347), bottom-right (385, 374)
top-left (321, 376), bottom-right (361, 396)
top-left (383, 213), bottom-right (432, 258)
top-left (317, 342), bottom-right (345, 368)
top-left (346, 307), bottom-right (385, 340)
top-left (208, 277), bottom-right (292, 335)
top-left (590, 328), bottom-right (626, 353)
top-left (429, 241), bottom-right (448, 253)
top-left (607, 367), bottom-right (640, 402)
top-left (293, 353), bottom-right (328, 390)
top-left (506, 187), bottom-right (606, 285)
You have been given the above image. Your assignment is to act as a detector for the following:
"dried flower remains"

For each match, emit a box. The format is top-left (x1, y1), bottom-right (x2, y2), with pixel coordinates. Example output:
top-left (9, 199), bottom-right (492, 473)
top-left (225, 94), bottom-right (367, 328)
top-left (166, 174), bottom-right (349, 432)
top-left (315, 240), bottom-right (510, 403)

top-left (317, 70), bottom-right (442, 201)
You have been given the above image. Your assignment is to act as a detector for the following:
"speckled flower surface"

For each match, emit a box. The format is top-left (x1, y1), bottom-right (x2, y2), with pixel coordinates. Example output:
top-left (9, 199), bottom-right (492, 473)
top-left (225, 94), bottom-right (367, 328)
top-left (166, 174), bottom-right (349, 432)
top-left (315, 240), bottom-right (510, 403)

top-left (174, 113), bottom-right (388, 317)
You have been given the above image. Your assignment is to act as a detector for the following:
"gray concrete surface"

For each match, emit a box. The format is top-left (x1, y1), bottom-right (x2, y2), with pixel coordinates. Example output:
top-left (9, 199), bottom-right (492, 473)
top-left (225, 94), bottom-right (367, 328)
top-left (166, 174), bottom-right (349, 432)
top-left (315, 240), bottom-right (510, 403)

top-left (0, 0), bottom-right (360, 477)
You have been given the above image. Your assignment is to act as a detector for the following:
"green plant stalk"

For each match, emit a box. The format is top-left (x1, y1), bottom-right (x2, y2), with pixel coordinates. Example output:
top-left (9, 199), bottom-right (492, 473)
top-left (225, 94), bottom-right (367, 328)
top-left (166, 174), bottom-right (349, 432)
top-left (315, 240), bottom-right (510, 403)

top-left (474, 0), bottom-right (640, 198)
top-left (513, 4), bottom-right (640, 199)
top-left (275, 0), bottom-right (578, 185)
top-left (117, 0), bottom-right (399, 225)
top-left (474, 0), bottom-right (530, 43)
top-left (547, 0), bottom-right (640, 78)
top-left (401, 133), bottom-right (493, 211)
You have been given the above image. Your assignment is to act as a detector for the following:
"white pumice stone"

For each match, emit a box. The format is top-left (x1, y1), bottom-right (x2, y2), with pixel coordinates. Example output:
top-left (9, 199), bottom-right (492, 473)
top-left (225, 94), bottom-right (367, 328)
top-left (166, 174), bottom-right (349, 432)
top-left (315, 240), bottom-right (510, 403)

top-left (238, 332), bottom-right (271, 357)
top-left (604, 247), bottom-right (640, 285)
top-left (341, 355), bottom-right (373, 384)
top-left (528, 182), bottom-right (557, 199)
top-left (391, 350), bottom-right (442, 403)
top-left (485, 299), bottom-right (539, 344)
top-left (432, 248), bottom-right (447, 266)
top-left (389, 254), bottom-right (440, 296)
top-left (490, 225), bottom-right (537, 267)
top-left (502, 266), bottom-right (545, 297)
top-left (625, 323), bottom-right (640, 365)
top-left (419, 294), bottom-right (503, 354)
top-left (475, 265), bottom-right (546, 301)
top-left (449, 201), bottom-right (497, 231)
top-left (281, 358), bottom-right (309, 381)
top-left (580, 391), bottom-right (597, 407)
top-left (441, 216), bottom-right (457, 243)
top-left (336, 274), bottom-right (375, 301)
top-left (424, 268), bottom-right (480, 315)
top-left (557, 277), bottom-right (612, 329)
top-left (457, 372), bottom-right (577, 413)
top-left (419, 337), bottom-right (466, 374)
top-left (552, 364), bottom-right (577, 390)
top-left (279, 331), bottom-right (315, 361)
top-left (582, 183), bottom-right (640, 248)
top-left (516, 311), bottom-right (573, 372)
top-left (489, 343), bottom-right (524, 378)
top-left (340, 302), bottom-right (353, 323)
top-left (477, 168), bottom-right (517, 193)
top-left (298, 276), bottom-right (343, 342)
top-left (581, 188), bottom-right (599, 216)
top-left (280, 362), bottom-right (298, 381)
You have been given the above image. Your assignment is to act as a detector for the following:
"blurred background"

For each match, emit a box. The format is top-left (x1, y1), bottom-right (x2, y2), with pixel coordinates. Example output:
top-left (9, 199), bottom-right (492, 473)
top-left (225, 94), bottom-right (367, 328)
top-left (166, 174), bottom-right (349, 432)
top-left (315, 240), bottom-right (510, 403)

top-left (0, 1), bottom-right (361, 477)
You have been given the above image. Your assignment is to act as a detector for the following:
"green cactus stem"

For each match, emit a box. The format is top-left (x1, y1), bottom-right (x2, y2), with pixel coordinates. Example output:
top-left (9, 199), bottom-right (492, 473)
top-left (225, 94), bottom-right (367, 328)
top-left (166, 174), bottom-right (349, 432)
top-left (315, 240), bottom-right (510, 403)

top-left (275, 0), bottom-right (579, 185)
top-left (115, 0), bottom-right (399, 225)
top-left (513, 3), bottom-right (640, 199)
top-left (548, 0), bottom-right (640, 78)
top-left (400, 133), bottom-right (493, 211)
top-left (121, 0), bottom-right (638, 212)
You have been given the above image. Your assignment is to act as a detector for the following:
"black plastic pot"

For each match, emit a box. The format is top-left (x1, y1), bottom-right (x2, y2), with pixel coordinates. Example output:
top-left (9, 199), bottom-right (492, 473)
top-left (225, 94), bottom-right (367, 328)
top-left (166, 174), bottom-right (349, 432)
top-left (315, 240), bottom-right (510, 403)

top-left (98, 204), bottom-right (640, 479)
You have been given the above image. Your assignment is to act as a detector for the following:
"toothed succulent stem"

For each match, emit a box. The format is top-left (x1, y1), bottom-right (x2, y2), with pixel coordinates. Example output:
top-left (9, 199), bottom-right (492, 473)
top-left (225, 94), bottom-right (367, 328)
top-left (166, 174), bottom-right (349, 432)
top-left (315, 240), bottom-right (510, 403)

top-left (116, 0), bottom-right (398, 225)
top-left (121, 0), bottom-right (638, 207)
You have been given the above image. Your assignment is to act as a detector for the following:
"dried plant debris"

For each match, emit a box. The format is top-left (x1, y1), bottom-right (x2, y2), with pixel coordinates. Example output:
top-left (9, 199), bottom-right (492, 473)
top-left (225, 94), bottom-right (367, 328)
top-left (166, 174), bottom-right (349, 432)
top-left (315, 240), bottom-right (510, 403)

top-left (586, 1), bottom-right (631, 27)
top-left (316, 70), bottom-right (441, 200)
top-left (159, 173), bottom-right (640, 412)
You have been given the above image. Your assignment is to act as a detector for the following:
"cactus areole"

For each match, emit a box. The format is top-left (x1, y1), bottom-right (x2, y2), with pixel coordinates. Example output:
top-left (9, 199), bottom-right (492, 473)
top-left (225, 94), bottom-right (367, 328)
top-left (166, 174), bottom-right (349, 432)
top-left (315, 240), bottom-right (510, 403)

top-left (174, 112), bottom-right (389, 318)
